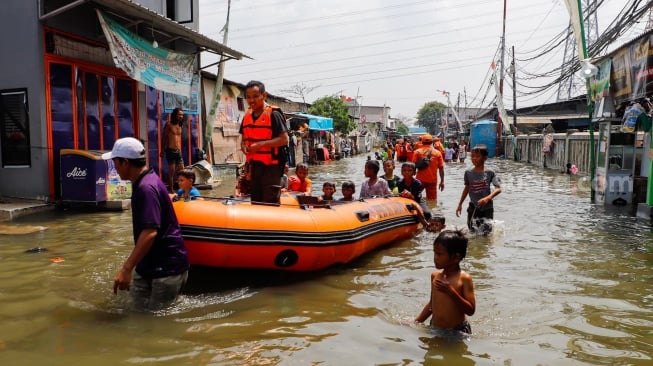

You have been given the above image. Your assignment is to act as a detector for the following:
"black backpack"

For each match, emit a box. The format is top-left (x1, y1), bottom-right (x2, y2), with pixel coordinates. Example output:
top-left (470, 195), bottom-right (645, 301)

top-left (415, 149), bottom-right (432, 170)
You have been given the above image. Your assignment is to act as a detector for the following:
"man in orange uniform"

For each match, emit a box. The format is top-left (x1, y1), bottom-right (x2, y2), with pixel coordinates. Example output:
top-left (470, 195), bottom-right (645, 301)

top-left (433, 136), bottom-right (445, 155)
top-left (412, 134), bottom-right (445, 201)
top-left (413, 135), bottom-right (424, 151)
top-left (395, 138), bottom-right (408, 162)
top-left (239, 80), bottom-right (289, 205)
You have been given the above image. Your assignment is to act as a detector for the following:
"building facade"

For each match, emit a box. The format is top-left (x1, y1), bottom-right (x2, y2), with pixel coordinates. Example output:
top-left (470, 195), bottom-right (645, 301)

top-left (0, 0), bottom-right (246, 201)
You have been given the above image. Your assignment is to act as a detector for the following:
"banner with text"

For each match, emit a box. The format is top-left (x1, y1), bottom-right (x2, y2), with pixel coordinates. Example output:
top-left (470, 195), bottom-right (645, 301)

top-left (629, 35), bottom-right (653, 100)
top-left (610, 34), bottom-right (653, 104)
top-left (96, 10), bottom-right (195, 96)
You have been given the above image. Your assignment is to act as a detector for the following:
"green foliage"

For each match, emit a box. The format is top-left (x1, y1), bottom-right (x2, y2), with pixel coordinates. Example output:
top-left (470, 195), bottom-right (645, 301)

top-left (308, 96), bottom-right (355, 135)
top-left (416, 101), bottom-right (446, 135)
top-left (397, 124), bottom-right (409, 136)
top-left (393, 114), bottom-right (411, 136)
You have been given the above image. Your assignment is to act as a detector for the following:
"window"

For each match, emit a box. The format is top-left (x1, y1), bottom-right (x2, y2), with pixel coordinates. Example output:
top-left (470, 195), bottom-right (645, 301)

top-left (0, 89), bottom-right (31, 167)
top-left (167, 0), bottom-right (193, 24)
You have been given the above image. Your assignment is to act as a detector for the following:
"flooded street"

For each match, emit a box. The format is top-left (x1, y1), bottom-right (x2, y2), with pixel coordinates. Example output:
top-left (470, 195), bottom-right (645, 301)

top-left (1, 155), bottom-right (652, 365)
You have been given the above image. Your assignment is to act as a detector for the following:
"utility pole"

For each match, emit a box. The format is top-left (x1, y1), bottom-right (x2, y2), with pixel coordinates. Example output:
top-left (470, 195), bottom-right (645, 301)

top-left (512, 45), bottom-right (517, 130)
top-left (496, 0), bottom-right (507, 157)
top-left (355, 86), bottom-right (362, 123)
top-left (511, 45), bottom-right (519, 161)
top-left (206, 0), bottom-right (231, 163)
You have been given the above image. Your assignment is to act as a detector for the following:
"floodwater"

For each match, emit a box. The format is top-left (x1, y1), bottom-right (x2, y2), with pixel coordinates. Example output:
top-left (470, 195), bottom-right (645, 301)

top-left (1, 155), bottom-right (652, 365)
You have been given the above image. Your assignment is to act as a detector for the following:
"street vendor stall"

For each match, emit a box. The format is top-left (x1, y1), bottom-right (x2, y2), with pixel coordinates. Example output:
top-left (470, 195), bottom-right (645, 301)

top-left (288, 113), bottom-right (334, 163)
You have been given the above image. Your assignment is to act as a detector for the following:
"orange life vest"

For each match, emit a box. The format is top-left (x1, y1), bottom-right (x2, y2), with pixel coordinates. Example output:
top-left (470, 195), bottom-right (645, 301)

top-left (241, 106), bottom-right (284, 165)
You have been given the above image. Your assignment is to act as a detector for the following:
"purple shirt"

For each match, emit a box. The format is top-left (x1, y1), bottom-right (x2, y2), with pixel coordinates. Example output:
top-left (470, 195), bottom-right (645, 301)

top-left (131, 169), bottom-right (188, 278)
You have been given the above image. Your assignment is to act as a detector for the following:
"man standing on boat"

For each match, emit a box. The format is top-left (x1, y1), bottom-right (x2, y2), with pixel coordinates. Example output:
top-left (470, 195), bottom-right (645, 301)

top-left (240, 80), bottom-right (289, 205)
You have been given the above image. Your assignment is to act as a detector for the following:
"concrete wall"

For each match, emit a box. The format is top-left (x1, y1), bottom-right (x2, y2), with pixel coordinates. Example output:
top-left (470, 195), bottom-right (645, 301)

top-left (503, 132), bottom-right (645, 176)
top-left (0, 1), bottom-right (49, 200)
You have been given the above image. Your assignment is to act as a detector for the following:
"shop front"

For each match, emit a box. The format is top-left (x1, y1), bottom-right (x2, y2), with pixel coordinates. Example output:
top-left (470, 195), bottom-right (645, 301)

top-left (289, 113), bottom-right (335, 163)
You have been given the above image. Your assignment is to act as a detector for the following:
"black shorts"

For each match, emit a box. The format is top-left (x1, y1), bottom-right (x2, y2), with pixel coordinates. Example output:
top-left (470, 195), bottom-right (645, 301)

top-left (165, 148), bottom-right (183, 165)
top-left (467, 203), bottom-right (494, 235)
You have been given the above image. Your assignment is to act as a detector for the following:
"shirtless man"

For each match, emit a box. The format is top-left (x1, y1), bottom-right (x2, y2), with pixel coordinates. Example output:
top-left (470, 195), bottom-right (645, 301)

top-left (160, 108), bottom-right (184, 192)
top-left (415, 230), bottom-right (476, 334)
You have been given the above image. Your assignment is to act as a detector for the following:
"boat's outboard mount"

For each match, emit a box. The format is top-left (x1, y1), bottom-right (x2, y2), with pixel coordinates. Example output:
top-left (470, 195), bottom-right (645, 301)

top-left (275, 249), bottom-right (299, 267)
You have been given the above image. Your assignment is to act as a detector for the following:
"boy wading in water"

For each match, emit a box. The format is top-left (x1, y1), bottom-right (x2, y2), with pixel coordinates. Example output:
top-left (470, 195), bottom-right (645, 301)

top-left (415, 230), bottom-right (475, 334)
top-left (455, 144), bottom-right (501, 235)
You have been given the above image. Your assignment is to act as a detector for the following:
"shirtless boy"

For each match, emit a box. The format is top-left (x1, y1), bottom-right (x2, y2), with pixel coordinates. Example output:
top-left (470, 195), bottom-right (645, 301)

top-left (415, 230), bottom-right (476, 334)
top-left (161, 108), bottom-right (184, 192)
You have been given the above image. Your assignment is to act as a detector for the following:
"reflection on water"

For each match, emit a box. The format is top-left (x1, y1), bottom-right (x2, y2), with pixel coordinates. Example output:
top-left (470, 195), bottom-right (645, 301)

top-left (1, 156), bottom-right (652, 365)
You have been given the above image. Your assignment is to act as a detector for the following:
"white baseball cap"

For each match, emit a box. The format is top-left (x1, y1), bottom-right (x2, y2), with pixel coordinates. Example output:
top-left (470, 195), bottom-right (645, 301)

top-left (102, 137), bottom-right (146, 160)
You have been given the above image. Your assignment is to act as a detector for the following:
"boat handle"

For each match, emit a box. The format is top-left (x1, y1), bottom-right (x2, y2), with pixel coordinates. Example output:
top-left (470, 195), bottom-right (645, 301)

top-left (405, 203), bottom-right (417, 212)
top-left (355, 211), bottom-right (370, 222)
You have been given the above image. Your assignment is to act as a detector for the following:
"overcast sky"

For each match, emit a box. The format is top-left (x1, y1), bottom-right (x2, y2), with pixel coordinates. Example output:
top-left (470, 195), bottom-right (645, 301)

top-left (198, 0), bottom-right (646, 120)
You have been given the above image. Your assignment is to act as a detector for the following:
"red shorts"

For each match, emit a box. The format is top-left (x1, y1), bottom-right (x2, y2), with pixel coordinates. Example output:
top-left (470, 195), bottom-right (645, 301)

top-left (423, 182), bottom-right (438, 200)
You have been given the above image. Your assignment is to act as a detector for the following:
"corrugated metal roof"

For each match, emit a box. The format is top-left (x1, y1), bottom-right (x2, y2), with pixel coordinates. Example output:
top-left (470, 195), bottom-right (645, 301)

top-left (41, 0), bottom-right (249, 60)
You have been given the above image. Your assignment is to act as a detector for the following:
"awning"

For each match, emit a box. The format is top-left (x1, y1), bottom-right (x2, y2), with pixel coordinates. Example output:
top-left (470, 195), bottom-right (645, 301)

top-left (294, 113), bottom-right (334, 131)
top-left (515, 113), bottom-right (586, 125)
top-left (40, 0), bottom-right (250, 61)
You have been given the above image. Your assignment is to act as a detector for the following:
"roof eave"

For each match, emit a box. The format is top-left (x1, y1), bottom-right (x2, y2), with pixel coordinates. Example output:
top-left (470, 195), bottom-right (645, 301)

top-left (40, 0), bottom-right (251, 60)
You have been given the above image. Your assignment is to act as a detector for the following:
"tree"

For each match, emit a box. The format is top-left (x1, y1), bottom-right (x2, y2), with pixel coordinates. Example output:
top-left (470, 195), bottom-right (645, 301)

top-left (394, 114), bottom-right (411, 136)
top-left (308, 96), bottom-right (355, 135)
top-left (416, 101), bottom-right (446, 135)
top-left (279, 82), bottom-right (319, 112)
top-left (397, 124), bottom-right (410, 136)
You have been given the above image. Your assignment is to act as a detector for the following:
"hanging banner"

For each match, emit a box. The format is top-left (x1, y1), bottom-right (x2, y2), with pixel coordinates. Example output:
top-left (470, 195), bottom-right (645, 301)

top-left (612, 48), bottom-right (633, 101)
top-left (630, 35), bottom-right (653, 99)
top-left (96, 10), bottom-right (196, 96)
top-left (163, 74), bottom-right (200, 115)
top-left (590, 59), bottom-right (611, 102)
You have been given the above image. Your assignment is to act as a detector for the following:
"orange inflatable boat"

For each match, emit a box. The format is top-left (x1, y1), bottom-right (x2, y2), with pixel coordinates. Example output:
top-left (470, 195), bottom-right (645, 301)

top-left (173, 194), bottom-right (424, 271)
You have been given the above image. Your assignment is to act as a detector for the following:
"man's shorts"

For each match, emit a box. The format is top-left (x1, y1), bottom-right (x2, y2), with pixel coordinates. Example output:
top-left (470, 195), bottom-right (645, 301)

top-left (165, 148), bottom-right (183, 165)
top-left (131, 271), bottom-right (188, 311)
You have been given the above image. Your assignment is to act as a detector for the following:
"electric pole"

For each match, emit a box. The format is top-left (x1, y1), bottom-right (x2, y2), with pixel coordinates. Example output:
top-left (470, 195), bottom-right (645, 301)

top-left (206, 0), bottom-right (232, 162)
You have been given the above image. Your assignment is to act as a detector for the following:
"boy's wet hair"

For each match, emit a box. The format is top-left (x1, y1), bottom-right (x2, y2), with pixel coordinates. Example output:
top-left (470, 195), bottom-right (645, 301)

top-left (401, 162), bottom-right (416, 170)
top-left (365, 159), bottom-right (380, 173)
top-left (295, 163), bottom-right (309, 172)
top-left (323, 181), bottom-right (335, 188)
top-left (434, 229), bottom-right (468, 260)
top-left (341, 180), bottom-right (356, 191)
top-left (471, 144), bottom-right (489, 157)
top-left (177, 168), bottom-right (196, 183)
